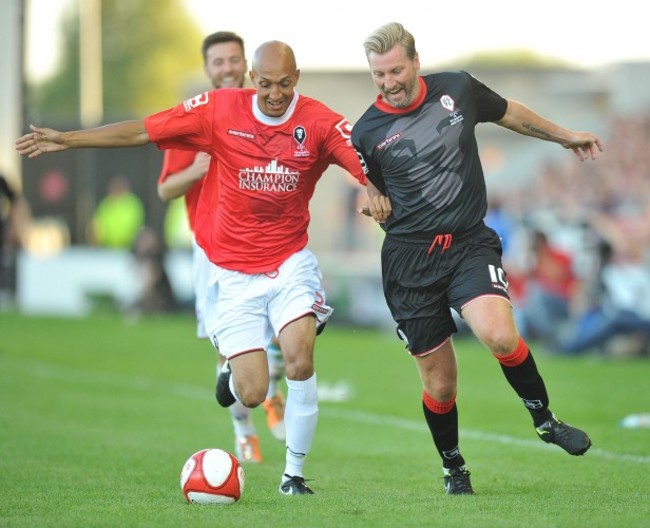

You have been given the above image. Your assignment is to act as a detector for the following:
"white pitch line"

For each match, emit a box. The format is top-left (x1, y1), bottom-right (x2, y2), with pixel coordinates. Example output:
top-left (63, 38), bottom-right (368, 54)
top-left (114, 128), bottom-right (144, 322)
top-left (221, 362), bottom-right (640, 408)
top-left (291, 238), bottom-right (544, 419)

top-left (320, 407), bottom-right (650, 464)
top-left (13, 359), bottom-right (650, 465)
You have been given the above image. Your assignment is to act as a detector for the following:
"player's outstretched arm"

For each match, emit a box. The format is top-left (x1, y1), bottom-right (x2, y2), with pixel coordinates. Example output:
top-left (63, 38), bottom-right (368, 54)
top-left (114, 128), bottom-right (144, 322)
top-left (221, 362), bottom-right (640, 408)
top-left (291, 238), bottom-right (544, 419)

top-left (16, 120), bottom-right (150, 159)
top-left (496, 99), bottom-right (604, 162)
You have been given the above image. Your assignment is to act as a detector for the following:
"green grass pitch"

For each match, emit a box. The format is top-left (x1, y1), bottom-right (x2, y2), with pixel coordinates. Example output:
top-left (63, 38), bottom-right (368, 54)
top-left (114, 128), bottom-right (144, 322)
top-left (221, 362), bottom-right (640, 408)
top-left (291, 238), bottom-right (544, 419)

top-left (1, 312), bottom-right (649, 527)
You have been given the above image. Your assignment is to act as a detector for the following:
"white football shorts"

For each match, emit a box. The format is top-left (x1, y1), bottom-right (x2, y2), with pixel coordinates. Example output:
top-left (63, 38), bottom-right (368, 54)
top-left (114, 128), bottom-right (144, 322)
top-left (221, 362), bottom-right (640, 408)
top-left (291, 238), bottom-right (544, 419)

top-left (192, 237), bottom-right (212, 339)
top-left (204, 248), bottom-right (333, 359)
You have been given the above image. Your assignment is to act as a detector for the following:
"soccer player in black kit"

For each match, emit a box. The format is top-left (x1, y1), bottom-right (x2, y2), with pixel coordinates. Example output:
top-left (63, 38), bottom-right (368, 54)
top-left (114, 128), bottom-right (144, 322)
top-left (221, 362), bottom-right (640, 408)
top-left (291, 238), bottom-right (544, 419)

top-left (352, 22), bottom-right (603, 495)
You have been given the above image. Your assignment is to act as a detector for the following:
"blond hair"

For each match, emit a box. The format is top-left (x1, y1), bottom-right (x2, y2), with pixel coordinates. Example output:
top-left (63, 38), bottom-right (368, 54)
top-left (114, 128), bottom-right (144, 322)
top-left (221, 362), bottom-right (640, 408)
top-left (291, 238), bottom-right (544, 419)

top-left (363, 22), bottom-right (416, 59)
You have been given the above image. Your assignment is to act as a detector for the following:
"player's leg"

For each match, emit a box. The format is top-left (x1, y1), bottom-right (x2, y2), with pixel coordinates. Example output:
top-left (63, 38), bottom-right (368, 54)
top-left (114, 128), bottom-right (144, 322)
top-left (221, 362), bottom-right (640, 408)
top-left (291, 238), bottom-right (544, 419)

top-left (215, 354), bottom-right (262, 463)
top-left (205, 263), bottom-right (278, 467)
top-left (453, 225), bottom-right (591, 456)
top-left (381, 233), bottom-right (473, 495)
top-left (264, 337), bottom-right (286, 441)
top-left (276, 314), bottom-right (318, 495)
top-left (415, 340), bottom-right (474, 495)
top-left (194, 240), bottom-right (263, 463)
top-left (225, 350), bottom-right (270, 407)
top-left (208, 263), bottom-right (273, 407)
top-left (462, 295), bottom-right (591, 455)
top-left (269, 248), bottom-right (332, 495)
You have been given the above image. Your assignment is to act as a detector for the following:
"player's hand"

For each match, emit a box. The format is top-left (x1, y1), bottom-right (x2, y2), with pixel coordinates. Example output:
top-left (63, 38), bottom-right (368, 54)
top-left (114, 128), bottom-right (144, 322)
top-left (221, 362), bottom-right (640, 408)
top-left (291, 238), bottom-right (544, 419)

top-left (359, 194), bottom-right (392, 224)
top-left (566, 132), bottom-right (604, 162)
top-left (16, 125), bottom-right (68, 158)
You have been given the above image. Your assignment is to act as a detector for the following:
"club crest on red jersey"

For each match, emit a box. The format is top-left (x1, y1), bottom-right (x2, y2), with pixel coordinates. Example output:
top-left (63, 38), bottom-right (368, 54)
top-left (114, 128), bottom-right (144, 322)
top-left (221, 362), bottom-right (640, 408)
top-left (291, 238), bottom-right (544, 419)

top-left (293, 126), bottom-right (307, 147)
top-left (293, 126), bottom-right (310, 157)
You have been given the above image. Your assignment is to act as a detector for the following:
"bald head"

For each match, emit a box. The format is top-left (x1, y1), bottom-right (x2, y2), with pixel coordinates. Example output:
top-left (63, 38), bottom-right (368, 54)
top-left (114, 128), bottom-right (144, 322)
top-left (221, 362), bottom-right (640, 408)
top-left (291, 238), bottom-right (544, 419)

top-left (252, 40), bottom-right (297, 75)
top-left (249, 41), bottom-right (301, 118)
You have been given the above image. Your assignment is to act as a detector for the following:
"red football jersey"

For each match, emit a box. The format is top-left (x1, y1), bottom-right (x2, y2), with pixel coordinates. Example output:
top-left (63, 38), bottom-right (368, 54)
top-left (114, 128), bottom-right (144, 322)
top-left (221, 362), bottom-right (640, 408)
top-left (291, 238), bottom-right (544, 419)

top-left (158, 149), bottom-right (204, 232)
top-left (145, 88), bottom-right (367, 273)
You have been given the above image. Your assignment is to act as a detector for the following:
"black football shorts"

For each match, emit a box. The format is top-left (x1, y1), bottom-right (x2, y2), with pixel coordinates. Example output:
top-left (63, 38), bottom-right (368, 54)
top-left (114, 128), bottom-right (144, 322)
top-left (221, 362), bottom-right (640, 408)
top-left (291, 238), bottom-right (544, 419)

top-left (381, 222), bottom-right (510, 356)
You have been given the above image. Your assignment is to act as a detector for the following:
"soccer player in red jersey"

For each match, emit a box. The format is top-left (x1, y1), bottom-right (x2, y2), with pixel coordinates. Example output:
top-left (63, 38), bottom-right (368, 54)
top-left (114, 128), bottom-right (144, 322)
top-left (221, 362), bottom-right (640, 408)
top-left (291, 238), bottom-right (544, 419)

top-left (17, 40), bottom-right (391, 495)
top-left (157, 31), bottom-right (286, 465)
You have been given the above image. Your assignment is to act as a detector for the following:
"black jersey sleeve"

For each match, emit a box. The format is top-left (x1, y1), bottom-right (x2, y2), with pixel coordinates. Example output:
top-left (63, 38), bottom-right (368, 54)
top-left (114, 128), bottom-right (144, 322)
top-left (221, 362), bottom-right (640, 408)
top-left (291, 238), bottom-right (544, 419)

top-left (463, 71), bottom-right (508, 123)
top-left (354, 147), bottom-right (386, 195)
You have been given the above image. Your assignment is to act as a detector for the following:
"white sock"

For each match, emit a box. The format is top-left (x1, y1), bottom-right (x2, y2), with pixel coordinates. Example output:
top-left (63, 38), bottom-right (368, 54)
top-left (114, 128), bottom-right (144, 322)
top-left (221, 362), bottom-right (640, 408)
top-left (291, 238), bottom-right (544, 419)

top-left (229, 401), bottom-right (255, 438)
top-left (283, 373), bottom-right (318, 479)
top-left (266, 343), bottom-right (285, 399)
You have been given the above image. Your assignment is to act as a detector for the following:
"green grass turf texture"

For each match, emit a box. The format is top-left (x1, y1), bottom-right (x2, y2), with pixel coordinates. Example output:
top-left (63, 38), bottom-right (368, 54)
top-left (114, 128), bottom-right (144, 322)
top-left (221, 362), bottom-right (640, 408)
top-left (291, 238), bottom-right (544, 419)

top-left (1, 312), bottom-right (649, 528)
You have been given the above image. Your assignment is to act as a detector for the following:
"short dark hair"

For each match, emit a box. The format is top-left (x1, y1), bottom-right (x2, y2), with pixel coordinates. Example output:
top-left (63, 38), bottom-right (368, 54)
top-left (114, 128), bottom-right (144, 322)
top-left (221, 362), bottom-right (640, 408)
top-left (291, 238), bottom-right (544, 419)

top-left (201, 31), bottom-right (245, 63)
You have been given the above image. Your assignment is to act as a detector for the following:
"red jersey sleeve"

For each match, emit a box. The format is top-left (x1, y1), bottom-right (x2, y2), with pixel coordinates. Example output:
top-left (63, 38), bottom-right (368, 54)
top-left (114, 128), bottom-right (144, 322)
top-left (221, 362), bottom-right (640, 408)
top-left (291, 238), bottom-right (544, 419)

top-left (145, 91), bottom-right (215, 152)
top-left (322, 116), bottom-right (367, 186)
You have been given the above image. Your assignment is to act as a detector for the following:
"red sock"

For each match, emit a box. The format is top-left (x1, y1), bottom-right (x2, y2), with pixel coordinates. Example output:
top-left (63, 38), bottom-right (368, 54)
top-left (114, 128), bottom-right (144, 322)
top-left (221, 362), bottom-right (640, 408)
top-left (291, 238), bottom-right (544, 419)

top-left (495, 337), bottom-right (529, 367)
top-left (423, 391), bottom-right (456, 414)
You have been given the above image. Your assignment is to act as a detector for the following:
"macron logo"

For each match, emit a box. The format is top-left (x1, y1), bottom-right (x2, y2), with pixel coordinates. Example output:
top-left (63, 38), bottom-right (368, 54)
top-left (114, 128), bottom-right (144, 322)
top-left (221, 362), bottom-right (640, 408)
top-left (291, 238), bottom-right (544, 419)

top-left (375, 132), bottom-right (401, 151)
top-left (228, 129), bottom-right (256, 140)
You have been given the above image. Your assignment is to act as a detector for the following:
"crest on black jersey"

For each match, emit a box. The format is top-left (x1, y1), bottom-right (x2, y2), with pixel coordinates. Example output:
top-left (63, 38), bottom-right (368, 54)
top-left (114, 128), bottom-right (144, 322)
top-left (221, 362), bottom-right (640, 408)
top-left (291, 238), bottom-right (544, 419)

top-left (440, 95), bottom-right (455, 112)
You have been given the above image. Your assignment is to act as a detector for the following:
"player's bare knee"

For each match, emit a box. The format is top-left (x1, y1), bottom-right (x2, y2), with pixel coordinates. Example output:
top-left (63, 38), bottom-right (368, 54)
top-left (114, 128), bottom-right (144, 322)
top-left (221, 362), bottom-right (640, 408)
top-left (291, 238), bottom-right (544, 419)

top-left (234, 384), bottom-right (266, 408)
top-left (477, 327), bottom-right (518, 356)
top-left (486, 335), bottom-right (520, 357)
top-left (283, 354), bottom-right (314, 381)
top-left (427, 381), bottom-right (457, 403)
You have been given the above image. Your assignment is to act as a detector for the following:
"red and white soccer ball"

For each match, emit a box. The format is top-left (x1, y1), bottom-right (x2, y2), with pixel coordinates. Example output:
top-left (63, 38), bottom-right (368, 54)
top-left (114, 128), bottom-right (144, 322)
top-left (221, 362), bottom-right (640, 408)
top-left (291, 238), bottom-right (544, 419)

top-left (180, 448), bottom-right (245, 505)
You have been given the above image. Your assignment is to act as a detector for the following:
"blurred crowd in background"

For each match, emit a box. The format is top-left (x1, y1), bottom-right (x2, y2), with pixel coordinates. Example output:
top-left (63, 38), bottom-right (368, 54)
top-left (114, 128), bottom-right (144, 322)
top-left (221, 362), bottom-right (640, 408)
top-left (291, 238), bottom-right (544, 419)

top-left (485, 112), bottom-right (650, 358)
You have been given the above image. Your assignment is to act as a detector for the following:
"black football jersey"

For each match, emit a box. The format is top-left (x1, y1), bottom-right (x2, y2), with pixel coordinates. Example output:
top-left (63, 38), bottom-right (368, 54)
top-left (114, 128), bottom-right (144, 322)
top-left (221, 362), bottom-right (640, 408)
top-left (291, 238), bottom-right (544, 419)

top-left (352, 71), bottom-right (507, 236)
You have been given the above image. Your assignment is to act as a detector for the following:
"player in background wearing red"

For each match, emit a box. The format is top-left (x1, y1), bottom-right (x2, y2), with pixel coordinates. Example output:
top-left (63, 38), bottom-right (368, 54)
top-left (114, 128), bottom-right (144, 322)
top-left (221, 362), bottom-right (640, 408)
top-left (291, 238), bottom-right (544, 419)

top-left (157, 31), bottom-right (286, 465)
top-left (17, 40), bottom-right (391, 495)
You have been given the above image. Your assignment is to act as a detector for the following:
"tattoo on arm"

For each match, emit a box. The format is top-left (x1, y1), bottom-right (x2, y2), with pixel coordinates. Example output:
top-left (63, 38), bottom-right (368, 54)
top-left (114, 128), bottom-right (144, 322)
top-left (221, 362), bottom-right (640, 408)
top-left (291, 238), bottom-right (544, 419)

top-left (522, 122), bottom-right (553, 140)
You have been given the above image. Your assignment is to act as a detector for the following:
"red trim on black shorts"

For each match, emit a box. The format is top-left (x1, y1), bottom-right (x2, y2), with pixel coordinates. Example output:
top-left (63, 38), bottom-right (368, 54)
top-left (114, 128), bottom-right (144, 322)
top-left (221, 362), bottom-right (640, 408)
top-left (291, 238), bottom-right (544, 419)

top-left (413, 336), bottom-right (451, 357)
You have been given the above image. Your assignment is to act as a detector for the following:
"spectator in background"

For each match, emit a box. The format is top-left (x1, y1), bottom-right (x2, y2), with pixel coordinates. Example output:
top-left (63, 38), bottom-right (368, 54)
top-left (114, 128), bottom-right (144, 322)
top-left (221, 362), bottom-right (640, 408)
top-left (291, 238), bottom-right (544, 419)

top-left (485, 195), bottom-right (528, 305)
top-left (515, 229), bottom-right (577, 347)
top-left (481, 112), bottom-right (650, 358)
top-left (128, 226), bottom-right (177, 315)
top-left (89, 176), bottom-right (144, 248)
top-left (0, 174), bottom-right (31, 307)
top-left (485, 195), bottom-right (516, 256)
top-left (558, 215), bottom-right (650, 356)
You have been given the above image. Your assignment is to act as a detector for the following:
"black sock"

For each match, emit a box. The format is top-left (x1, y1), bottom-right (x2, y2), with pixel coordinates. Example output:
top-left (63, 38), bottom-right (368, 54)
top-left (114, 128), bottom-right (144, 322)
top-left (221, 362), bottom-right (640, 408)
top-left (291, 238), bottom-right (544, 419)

top-left (500, 351), bottom-right (552, 427)
top-left (422, 401), bottom-right (465, 470)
